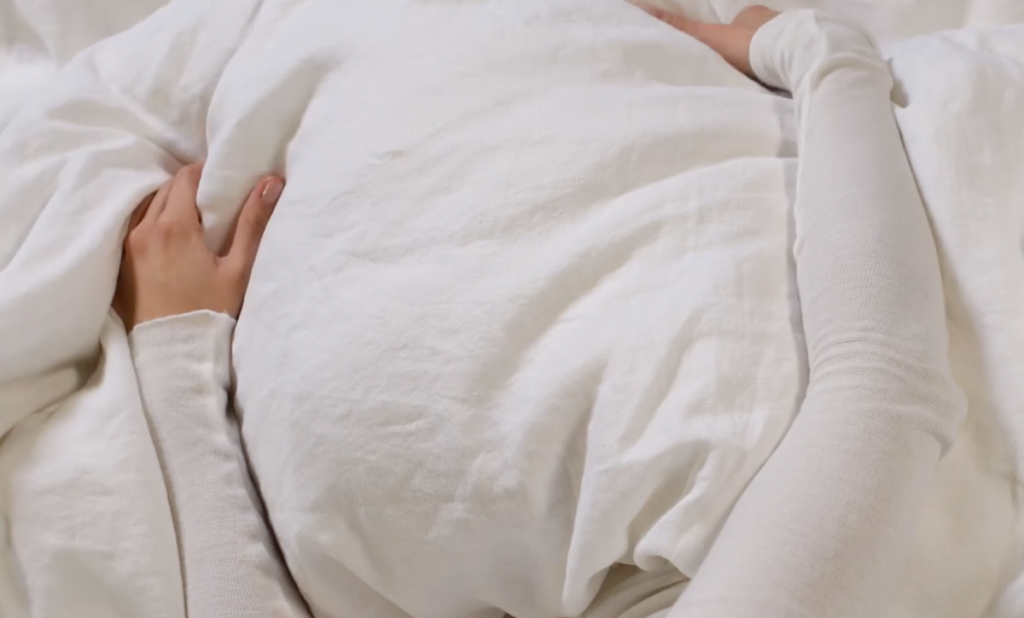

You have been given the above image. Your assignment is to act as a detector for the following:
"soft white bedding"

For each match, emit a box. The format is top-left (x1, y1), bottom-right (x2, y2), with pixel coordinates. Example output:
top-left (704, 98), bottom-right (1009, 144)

top-left (1, 1), bottom-right (1023, 617)
top-left (0, 0), bottom-right (172, 131)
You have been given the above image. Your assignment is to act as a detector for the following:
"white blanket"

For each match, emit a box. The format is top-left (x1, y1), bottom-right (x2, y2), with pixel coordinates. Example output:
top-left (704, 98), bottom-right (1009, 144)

top-left (1, 1), bottom-right (1023, 617)
top-left (0, 0), bottom-right (173, 131)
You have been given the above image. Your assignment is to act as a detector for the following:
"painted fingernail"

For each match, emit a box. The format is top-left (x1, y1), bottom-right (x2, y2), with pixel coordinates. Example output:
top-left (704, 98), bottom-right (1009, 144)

top-left (261, 178), bottom-right (284, 206)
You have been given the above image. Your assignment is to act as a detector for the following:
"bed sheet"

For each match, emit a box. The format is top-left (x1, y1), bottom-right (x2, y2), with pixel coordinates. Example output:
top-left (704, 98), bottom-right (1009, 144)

top-left (1, 1), bottom-right (1024, 618)
top-left (0, 0), bottom-right (171, 131)
top-left (1, 0), bottom-right (1021, 128)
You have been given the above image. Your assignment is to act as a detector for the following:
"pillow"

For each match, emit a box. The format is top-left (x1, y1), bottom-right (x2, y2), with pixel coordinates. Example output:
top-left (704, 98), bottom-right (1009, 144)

top-left (228, 1), bottom-right (796, 616)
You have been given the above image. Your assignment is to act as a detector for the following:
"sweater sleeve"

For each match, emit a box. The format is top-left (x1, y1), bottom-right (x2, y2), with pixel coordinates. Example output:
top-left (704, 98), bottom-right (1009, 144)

top-left (671, 11), bottom-right (966, 618)
top-left (129, 310), bottom-right (311, 618)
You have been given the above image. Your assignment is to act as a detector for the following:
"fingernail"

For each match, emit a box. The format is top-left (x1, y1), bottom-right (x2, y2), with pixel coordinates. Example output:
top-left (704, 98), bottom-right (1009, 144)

top-left (261, 178), bottom-right (284, 206)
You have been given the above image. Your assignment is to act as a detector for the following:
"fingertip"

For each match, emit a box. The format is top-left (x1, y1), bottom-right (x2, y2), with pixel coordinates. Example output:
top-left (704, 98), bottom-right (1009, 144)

top-left (177, 161), bottom-right (204, 183)
top-left (259, 176), bottom-right (285, 207)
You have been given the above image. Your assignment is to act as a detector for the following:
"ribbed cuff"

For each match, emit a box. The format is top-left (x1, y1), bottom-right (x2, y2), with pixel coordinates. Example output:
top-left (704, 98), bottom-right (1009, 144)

top-left (749, 9), bottom-right (796, 91)
top-left (129, 310), bottom-right (236, 392)
top-left (750, 10), bottom-right (888, 95)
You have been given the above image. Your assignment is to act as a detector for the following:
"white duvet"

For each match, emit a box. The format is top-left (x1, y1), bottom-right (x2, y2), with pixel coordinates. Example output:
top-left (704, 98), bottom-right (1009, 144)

top-left (1, 1), bottom-right (1024, 617)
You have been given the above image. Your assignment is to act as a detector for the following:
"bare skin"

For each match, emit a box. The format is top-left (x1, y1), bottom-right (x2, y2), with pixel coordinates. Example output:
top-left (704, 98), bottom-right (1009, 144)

top-left (637, 4), bottom-right (779, 76)
top-left (113, 164), bottom-right (284, 330)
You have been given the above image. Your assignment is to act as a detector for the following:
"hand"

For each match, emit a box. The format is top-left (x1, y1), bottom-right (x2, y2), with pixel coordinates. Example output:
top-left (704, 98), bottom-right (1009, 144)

top-left (638, 4), bottom-right (779, 77)
top-left (113, 163), bottom-right (285, 331)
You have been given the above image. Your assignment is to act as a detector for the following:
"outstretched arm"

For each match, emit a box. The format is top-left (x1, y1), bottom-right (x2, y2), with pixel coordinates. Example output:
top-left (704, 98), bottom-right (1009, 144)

top-left (644, 6), bottom-right (965, 617)
top-left (118, 164), bottom-right (310, 618)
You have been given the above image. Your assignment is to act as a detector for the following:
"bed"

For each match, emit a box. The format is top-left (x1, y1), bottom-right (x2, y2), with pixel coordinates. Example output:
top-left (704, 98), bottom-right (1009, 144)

top-left (1, 0), bottom-right (1024, 616)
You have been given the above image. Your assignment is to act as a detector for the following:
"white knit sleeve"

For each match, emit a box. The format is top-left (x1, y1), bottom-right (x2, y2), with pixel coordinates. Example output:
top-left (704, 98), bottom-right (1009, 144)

top-left (670, 11), bottom-right (965, 618)
top-left (129, 310), bottom-right (310, 618)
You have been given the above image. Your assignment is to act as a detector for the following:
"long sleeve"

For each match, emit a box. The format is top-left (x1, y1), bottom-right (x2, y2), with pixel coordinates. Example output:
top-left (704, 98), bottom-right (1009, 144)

top-left (671, 11), bottom-right (966, 618)
top-left (130, 310), bottom-right (311, 618)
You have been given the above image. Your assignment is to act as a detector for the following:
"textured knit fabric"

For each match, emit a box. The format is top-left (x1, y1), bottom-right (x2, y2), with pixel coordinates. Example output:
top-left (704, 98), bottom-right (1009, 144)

top-left (669, 10), bottom-right (965, 618)
top-left (129, 310), bottom-right (310, 618)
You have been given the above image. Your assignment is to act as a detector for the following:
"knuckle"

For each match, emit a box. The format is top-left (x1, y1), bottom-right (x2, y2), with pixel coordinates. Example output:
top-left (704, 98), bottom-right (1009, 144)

top-left (243, 210), bottom-right (269, 235)
top-left (222, 259), bottom-right (242, 279)
top-left (232, 261), bottom-right (252, 284)
top-left (126, 231), bottom-right (146, 253)
top-left (154, 218), bottom-right (178, 240)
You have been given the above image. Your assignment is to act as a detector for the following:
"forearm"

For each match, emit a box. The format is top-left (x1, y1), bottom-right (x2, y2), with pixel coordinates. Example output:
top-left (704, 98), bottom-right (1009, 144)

top-left (131, 311), bottom-right (309, 618)
top-left (672, 12), bottom-right (964, 618)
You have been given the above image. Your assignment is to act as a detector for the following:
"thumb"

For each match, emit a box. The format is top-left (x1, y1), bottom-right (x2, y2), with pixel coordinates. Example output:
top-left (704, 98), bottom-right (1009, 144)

top-left (225, 176), bottom-right (284, 283)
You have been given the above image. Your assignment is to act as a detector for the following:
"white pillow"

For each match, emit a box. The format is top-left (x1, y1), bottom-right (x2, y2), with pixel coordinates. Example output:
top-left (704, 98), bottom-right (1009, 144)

top-left (229, 1), bottom-right (796, 616)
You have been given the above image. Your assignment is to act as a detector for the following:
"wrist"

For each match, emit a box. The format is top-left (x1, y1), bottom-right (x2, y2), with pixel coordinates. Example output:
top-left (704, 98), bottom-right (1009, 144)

top-left (129, 310), bottom-right (237, 392)
top-left (750, 10), bottom-right (887, 94)
top-left (133, 308), bottom-right (236, 331)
